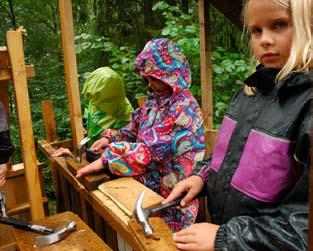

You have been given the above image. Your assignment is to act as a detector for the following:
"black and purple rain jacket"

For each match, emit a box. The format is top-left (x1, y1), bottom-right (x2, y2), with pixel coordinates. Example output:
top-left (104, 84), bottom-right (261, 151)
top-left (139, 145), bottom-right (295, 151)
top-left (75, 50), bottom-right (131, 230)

top-left (194, 65), bottom-right (312, 250)
top-left (0, 102), bottom-right (14, 164)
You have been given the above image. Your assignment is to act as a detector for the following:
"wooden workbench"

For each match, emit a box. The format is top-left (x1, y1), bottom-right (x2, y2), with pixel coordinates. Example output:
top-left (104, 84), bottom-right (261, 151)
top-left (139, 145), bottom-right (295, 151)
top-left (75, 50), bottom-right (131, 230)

top-left (13, 211), bottom-right (111, 251)
top-left (38, 139), bottom-right (178, 251)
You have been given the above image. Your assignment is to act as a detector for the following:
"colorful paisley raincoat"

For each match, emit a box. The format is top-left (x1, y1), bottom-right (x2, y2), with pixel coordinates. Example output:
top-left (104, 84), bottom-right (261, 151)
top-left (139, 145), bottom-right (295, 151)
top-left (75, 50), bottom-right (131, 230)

top-left (100, 38), bottom-right (206, 231)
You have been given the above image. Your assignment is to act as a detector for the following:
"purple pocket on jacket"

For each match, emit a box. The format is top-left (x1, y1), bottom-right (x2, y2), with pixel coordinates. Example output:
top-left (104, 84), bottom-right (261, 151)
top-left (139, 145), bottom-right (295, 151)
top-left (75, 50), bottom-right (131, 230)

top-left (231, 130), bottom-right (299, 203)
top-left (211, 116), bottom-right (237, 172)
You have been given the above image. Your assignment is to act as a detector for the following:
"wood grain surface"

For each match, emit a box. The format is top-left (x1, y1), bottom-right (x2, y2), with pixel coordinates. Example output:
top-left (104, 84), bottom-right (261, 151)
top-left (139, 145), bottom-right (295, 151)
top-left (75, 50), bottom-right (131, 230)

top-left (128, 217), bottom-right (178, 251)
top-left (66, 158), bottom-right (111, 191)
top-left (98, 177), bottom-right (164, 216)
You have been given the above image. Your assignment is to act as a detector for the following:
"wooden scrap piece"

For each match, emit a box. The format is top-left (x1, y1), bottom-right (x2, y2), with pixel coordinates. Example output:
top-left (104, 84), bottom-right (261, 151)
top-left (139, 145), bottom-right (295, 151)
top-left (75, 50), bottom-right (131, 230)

top-left (98, 177), bottom-right (164, 216)
top-left (128, 216), bottom-right (178, 251)
top-left (66, 158), bottom-right (110, 191)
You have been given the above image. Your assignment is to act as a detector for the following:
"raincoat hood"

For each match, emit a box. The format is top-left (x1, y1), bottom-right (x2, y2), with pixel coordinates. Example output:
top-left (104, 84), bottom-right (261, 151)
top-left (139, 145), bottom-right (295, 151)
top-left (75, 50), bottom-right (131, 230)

top-left (82, 67), bottom-right (131, 114)
top-left (82, 67), bottom-right (133, 144)
top-left (134, 38), bottom-right (191, 93)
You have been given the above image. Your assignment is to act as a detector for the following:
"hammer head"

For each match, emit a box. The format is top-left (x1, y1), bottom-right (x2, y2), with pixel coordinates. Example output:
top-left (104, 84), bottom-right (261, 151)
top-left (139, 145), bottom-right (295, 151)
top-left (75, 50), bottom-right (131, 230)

top-left (134, 191), bottom-right (154, 237)
top-left (76, 137), bottom-right (90, 163)
top-left (35, 221), bottom-right (76, 247)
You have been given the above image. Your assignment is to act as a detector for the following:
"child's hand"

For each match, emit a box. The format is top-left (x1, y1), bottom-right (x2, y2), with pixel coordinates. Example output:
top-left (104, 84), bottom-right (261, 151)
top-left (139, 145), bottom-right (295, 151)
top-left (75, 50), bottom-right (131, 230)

top-left (173, 223), bottom-right (219, 251)
top-left (162, 175), bottom-right (204, 207)
top-left (52, 147), bottom-right (73, 157)
top-left (0, 164), bottom-right (8, 187)
top-left (76, 158), bottom-right (103, 178)
top-left (91, 138), bottom-right (109, 154)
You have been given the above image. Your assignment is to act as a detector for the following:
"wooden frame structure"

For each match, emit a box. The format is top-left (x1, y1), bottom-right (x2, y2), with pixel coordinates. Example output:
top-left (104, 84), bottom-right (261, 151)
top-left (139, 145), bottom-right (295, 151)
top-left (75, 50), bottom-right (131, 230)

top-left (0, 31), bottom-right (49, 222)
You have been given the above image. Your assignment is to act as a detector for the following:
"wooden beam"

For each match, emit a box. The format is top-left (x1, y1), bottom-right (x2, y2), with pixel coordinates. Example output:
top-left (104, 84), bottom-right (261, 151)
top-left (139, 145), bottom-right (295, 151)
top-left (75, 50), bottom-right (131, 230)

top-left (199, 0), bottom-right (213, 130)
top-left (209, 0), bottom-right (243, 29)
top-left (0, 65), bottom-right (35, 81)
top-left (58, 0), bottom-right (84, 151)
top-left (0, 46), bottom-right (11, 124)
top-left (6, 30), bottom-right (45, 220)
top-left (41, 100), bottom-right (58, 142)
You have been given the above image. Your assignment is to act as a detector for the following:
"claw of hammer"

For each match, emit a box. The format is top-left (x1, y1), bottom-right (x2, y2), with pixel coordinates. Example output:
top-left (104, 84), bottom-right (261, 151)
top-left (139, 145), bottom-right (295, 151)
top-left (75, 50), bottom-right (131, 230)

top-left (134, 190), bottom-right (185, 237)
top-left (134, 191), bottom-right (154, 237)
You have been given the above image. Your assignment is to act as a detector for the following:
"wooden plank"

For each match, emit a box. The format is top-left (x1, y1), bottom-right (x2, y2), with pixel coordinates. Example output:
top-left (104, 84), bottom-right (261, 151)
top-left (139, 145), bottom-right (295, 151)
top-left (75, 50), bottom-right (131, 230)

top-left (0, 224), bottom-right (17, 251)
top-left (13, 211), bottom-right (112, 251)
top-left (6, 162), bottom-right (46, 179)
top-left (58, 0), bottom-right (84, 151)
top-left (204, 129), bottom-right (219, 157)
top-left (0, 81), bottom-right (10, 115)
top-left (7, 198), bottom-right (48, 216)
top-left (91, 190), bottom-right (141, 249)
top-left (0, 65), bottom-right (35, 81)
top-left (0, 47), bottom-right (11, 172)
top-left (41, 100), bottom-right (57, 142)
top-left (66, 158), bottom-right (111, 191)
top-left (0, 48), bottom-right (12, 170)
top-left (6, 30), bottom-right (45, 220)
top-left (3, 162), bottom-right (48, 220)
top-left (199, 0), bottom-right (213, 130)
top-left (50, 139), bottom-right (73, 149)
top-left (98, 177), bottom-right (164, 216)
top-left (128, 217), bottom-right (178, 251)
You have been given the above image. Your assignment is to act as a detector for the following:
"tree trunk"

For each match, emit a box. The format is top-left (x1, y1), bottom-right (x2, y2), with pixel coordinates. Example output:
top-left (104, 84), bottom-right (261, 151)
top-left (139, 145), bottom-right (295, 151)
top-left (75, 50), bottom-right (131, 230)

top-left (7, 0), bottom-right (17, 29)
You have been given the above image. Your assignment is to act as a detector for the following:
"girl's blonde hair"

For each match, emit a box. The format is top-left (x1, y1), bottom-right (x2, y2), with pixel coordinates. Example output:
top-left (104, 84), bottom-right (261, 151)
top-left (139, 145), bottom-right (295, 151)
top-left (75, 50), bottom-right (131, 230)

top-left (242, 0), bottom-right (312, 81)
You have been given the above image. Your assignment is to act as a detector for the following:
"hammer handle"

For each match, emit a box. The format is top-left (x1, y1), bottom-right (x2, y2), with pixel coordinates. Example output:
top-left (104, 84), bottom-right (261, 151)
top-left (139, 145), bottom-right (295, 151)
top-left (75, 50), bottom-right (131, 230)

top-left (150, 196), bottom-right (184, 215)
top-left (0, 216), bottom-right (54, 234)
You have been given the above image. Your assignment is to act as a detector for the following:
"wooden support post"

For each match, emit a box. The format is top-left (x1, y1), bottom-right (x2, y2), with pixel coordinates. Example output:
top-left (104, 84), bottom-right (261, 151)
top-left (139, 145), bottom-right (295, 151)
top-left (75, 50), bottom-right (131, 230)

top-left (0, 47), bottom-right (10, 116)
top-left (58, 0), bottom-right (84, 151)
top-left (6, 30), bottom-right (45, 220)
top-left (0, 47), bottom-right (12, 171)
top-left (41, 100), bottom-right (57, 142)
top-left (199, 0), bottom-right (213, 130)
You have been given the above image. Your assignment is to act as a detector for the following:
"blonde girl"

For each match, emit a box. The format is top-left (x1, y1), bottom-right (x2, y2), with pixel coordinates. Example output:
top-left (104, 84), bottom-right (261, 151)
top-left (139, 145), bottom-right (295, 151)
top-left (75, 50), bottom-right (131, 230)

top-left (164, 0), bottom-right (312, 250)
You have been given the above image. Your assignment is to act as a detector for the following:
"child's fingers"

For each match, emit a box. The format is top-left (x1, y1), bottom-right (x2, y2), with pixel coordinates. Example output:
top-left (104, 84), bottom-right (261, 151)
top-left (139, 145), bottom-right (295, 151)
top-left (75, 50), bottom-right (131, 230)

top-left (162, 185), bottom-right (185, 205)
top-left (175, 242), bottom-right (197, 250)
top-left (181, 190), bottom-right (197, 207)
top-left (174, 226), bottom-right (196, 237)
top-left (173, 233), bottom-right (195, 243)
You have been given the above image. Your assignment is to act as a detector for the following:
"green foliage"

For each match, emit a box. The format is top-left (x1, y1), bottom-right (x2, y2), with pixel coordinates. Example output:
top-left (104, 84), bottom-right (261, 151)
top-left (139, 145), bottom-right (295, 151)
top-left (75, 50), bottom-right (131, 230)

top-left (153, 1), bottom-right (254, 126)
top-left (212, 47), bottom-right (254, 125)
top-left (75, 34), bottom-right (147, 107)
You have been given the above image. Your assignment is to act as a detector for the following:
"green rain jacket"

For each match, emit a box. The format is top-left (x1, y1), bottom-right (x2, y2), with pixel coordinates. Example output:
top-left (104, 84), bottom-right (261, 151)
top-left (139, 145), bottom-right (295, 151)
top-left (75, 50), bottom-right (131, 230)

top-left (82, 67), bottom-right (134, 145)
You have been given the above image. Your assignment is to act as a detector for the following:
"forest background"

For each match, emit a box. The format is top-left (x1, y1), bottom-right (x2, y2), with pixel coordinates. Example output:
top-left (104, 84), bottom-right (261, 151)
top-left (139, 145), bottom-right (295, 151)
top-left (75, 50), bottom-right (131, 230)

top-left (0, 0), bottom-right (253, 211)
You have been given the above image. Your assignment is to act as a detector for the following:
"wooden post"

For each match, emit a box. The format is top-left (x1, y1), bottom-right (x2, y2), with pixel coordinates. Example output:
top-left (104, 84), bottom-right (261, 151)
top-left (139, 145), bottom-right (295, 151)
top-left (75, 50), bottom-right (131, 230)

top-left (58, 0), bottom-right (84, 151)
top-left (41, 100), bottom-right (57, 142)
top-left (6, 30), bottom-right (45, 220)
top-left (199, 0), bottom-right (213, 130)
top-left (0, 47), bottom-right (10, 117)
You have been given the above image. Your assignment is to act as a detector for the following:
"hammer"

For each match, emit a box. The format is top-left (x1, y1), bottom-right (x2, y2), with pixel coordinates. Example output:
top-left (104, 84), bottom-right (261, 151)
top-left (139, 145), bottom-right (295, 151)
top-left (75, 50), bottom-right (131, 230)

top-left (134, 190), bottom-right (185, 237)
top-left (76, 137), bottom-right (90, 163)
top-left (0, 191), bottom-right (76, 246)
